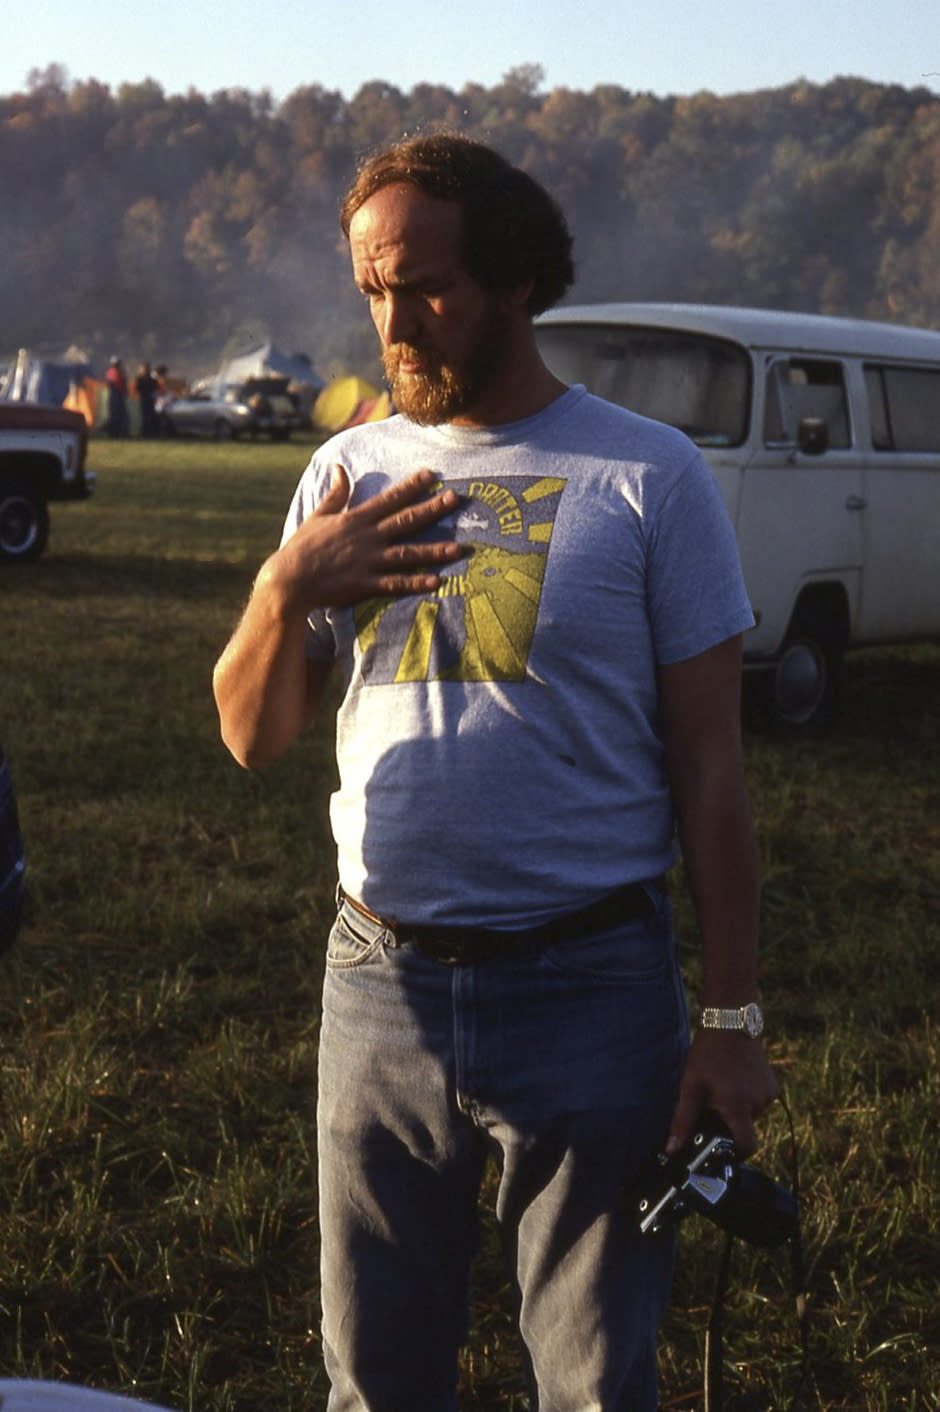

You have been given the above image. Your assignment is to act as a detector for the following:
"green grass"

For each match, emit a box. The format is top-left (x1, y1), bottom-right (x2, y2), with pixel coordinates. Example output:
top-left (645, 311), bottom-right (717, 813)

top-left (1, 438), bottom-right (937, 1410)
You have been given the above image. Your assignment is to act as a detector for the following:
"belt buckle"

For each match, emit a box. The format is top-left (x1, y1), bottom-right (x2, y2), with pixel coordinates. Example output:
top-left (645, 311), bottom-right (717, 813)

top-left (432, 941), bottom-right (467, 965)
top-left (402, 926), bottom-right (480, 965)
top-left (421, 931), bottom-right (471, 965)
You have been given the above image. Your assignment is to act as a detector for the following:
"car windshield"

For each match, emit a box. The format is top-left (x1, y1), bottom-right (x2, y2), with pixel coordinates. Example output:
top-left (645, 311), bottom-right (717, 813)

top-left (535, 323), bottom-right (751, 447)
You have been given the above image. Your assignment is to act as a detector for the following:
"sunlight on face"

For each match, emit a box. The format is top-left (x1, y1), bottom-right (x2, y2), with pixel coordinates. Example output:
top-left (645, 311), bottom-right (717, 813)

top-left (382, 301), bottom-right (512, 426)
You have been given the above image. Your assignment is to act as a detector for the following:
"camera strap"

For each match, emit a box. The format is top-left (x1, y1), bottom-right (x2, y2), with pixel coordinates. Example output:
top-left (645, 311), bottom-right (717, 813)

top-left (702, 1095), bottom-right (810, 1411)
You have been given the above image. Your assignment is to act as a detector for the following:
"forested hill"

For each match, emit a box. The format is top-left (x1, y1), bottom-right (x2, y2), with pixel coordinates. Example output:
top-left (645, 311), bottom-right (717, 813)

top-left (3, 64), bottom-right (940, 381)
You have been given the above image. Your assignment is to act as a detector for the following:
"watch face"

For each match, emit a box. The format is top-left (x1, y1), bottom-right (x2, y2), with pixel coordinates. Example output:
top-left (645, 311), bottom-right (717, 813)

top-left (743, 1003), bottom-right (764, 1038)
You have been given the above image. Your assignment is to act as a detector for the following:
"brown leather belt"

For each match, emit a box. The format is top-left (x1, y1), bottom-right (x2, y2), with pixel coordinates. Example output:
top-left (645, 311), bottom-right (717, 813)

top-left (339, 880), bottom-right (664, 965)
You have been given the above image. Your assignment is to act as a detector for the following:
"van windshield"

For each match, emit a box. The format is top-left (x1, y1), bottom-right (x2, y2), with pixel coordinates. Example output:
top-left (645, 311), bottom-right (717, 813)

top-left (535, 324), bottom-right (750, 447)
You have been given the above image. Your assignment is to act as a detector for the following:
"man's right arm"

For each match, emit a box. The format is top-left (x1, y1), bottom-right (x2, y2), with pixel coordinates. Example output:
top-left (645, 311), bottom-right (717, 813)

top-left (212, 565), bottom-right (332, 770)
top-left (212, 465), bottom-right (462, 768)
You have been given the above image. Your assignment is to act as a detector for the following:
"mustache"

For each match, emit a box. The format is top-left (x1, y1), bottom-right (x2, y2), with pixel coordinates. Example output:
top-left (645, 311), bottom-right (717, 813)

top-left (384, 343), bottom-right (435, 375)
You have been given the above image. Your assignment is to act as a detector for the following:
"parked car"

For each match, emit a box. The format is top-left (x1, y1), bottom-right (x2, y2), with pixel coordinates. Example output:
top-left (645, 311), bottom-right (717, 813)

top-left (161, 375), bottom-right (301, 441)
top-left (535, 302), bottom-right (940, 729)
top-left (0, 401), bottom-right (95, 562)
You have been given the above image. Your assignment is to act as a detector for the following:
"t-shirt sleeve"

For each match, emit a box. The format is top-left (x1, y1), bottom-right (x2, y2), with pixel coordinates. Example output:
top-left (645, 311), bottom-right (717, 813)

top-left (646, 451), bottom-right (754, 664)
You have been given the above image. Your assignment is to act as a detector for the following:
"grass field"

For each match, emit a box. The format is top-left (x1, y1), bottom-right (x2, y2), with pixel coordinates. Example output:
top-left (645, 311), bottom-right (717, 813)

top-left (0, 437), bottom-right (937, 1411)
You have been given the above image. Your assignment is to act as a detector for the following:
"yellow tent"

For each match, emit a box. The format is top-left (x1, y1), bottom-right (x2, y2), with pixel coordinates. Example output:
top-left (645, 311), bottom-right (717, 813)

top-left (313, 375), bottom-right (391, 432)
top-left (362, 390), bottom-right (393, 422)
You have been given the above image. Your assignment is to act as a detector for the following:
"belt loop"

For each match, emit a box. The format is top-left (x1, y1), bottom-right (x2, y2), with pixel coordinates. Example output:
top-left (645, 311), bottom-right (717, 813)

top-left (338, 886), bottom-right (401, 949)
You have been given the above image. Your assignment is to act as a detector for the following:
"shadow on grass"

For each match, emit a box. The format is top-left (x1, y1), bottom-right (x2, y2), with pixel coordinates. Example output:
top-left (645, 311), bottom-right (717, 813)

top-left (744, 645), bottom-right (939, 750)
top-left (2, 552), bottom-right (259, 603)
top-left (838, 647), bottom-right (939, 734)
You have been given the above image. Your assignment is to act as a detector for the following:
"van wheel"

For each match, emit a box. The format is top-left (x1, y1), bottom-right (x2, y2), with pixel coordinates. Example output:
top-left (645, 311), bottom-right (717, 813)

top-left (0, 482), bottom-right (50, 562)
top-left (772, 604), bottom-right (845, 731)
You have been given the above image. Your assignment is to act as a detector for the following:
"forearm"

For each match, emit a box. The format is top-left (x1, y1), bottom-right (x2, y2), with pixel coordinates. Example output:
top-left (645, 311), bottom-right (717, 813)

top-left (212, 555), bottom-right (323, 769)
top-left (676, 760), bottom-right (761, 1006)
top-left (659, 642), bottom-right (779, 1154)
top-left (660, 641), bottom-right (761, 1003)
top-left (668, 766), bottom-right (777, 1153)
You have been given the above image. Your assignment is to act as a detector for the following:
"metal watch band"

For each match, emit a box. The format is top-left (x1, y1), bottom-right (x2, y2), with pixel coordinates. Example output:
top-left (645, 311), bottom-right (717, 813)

top-left (700, 1002), bottom-right (764, 1038)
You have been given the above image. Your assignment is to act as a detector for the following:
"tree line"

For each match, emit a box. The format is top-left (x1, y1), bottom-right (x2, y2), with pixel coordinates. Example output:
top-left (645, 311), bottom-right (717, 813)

top-left (3, 63), bottom-right (939, 384)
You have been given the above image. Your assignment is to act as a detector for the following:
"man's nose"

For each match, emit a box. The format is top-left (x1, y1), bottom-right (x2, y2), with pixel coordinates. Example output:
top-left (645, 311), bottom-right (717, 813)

top-left (380, 292), bottom-right (419, 348)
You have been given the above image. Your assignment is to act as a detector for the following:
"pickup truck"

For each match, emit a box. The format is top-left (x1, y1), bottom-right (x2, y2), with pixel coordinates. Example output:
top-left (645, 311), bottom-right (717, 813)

top-left (0, 401), bottom-right (95, 562)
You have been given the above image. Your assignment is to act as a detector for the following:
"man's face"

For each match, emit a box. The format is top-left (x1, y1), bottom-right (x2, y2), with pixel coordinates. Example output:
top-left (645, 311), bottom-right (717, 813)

top-left (349, 183), bottom-right (513, 426)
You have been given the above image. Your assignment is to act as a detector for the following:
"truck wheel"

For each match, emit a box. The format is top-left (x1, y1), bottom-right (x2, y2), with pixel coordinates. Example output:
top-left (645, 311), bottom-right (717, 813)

top-left (772, 603), bottom-right (845, 731)
top-left (0, 483), bottom-right (50, 562)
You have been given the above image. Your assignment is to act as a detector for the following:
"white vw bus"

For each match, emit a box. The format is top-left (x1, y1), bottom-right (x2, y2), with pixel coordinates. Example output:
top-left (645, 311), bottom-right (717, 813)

top-left (535, 303), bottom-right (940, 728)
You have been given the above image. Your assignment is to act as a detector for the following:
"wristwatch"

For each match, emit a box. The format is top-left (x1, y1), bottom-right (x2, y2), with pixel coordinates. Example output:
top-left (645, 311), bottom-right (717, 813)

top-left (700, 1002), bottom-right (764, 1038)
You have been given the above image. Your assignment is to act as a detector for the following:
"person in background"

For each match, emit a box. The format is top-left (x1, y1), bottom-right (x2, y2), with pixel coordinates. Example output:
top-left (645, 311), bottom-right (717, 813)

top-left (153, 364), bottom-right (171, 436)
top-left (134, 361), bottom-right (159, 439)
top-left (212, 134), bottom-right (778, 1412)
top-left (105, 356), bottom-right (129, 438)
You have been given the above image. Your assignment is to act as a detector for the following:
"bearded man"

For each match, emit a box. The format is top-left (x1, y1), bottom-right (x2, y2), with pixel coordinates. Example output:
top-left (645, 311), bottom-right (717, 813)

top-left (213, 134), bottom-right (778, 1412)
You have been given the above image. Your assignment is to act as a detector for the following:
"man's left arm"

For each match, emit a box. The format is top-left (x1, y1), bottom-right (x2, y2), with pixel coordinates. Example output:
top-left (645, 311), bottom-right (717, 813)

top-left (659, 634), bottom-right (779, 1159)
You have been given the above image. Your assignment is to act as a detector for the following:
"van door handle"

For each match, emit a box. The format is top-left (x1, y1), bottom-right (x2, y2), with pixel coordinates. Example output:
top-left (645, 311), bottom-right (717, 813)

top-left (845, 495), bottom-right (868, 510)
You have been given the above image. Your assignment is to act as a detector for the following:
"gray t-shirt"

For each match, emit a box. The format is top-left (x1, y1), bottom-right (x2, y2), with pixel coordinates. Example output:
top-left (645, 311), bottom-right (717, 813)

top-left (282, 386), bottom-right (753, 927)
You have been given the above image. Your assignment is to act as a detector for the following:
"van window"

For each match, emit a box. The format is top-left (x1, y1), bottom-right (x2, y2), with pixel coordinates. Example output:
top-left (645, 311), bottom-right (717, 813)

top-left (534, 325), bottom-right (750, 447)
top-left (864, 364), bottom-right (940, 452)
top-left (764, 359), bottom-right (851, 448)
top-left (864, 366), bottom-right (892, 449)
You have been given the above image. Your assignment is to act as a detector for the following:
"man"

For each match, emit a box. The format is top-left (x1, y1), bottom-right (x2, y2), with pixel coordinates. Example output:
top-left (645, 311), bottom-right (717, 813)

top-left (134, 361), bottom-right (159, 439)
top-left (213, 134), bottom-right (778, 1411)
top-left (105, 356), bottom-right (129, 439)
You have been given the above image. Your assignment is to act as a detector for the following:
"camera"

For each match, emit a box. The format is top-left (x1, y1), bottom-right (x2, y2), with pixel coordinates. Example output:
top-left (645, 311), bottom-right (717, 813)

top-left (630, 1110), bottom-right (798, 1248)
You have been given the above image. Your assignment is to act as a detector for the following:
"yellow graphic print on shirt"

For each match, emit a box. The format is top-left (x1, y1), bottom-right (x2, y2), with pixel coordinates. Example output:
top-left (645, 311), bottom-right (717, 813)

top-left (354, 474), bottom-right (566, 684)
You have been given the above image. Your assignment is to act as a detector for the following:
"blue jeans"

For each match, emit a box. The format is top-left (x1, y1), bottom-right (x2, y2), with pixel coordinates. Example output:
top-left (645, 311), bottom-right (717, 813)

top-left (317, 888), bottom-right (689, 1411)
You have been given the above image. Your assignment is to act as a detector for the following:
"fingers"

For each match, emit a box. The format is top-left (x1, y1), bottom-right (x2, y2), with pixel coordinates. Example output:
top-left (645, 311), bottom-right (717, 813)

top-left (362, 539), bottom-right (464, 601)
top-left (379, 492), bottom-right (459, 541)
top-left (314, 466), bottom-right (459, 543)
top-left (369, 568), bottom-right (455, 597)
top-left (290, 466), bottom-right (463, 608)
top-left (717, 1106), bottom-right (759, 1159)
top-left (380, 537), bottom-right (464, 568)
top-left (315, 463), bottom-right (442, 517)
top-left (313, 463), bottom-right (351, 515)
top-left (666, 1033), bottom-right (779, 1158)
top-left (353, 469), bottom-right (458, 530)
top-left (667, 1088), bottom-right (757, 1158)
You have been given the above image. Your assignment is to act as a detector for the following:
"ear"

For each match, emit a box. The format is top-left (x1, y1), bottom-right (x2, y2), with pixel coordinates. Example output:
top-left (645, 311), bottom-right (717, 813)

top-left (496, 280), bottom-right (533, 314)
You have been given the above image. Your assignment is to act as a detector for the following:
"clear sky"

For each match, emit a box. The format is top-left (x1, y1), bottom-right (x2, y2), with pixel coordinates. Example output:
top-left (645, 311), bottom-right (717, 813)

top-left (3, 0), bottom-right (939, 102)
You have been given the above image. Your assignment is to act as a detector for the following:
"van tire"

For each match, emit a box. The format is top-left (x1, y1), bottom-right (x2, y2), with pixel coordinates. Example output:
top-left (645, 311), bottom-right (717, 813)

top-left (0, 480), bottom-right (50, 562)
top-left (772, 601), bottom-right (846, 731)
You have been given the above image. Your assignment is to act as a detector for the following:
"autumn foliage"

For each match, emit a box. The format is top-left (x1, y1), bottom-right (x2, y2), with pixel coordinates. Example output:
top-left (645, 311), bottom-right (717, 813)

top-left (3, 64), bottom-right (940, 377)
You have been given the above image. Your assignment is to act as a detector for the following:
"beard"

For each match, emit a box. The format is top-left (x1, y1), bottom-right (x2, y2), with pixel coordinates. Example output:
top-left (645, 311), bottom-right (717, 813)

top-left (382, 302), bottom-right (511, 426)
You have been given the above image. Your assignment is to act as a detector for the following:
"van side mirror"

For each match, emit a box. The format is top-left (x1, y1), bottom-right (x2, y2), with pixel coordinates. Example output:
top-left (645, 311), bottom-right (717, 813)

top-left (797, 417), bottom-right (829, 455)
